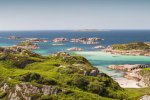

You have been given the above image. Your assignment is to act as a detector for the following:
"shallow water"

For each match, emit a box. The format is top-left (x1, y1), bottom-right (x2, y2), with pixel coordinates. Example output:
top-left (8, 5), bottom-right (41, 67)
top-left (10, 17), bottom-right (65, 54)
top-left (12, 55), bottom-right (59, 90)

top-left (75, 51), bottom-right (150, 78)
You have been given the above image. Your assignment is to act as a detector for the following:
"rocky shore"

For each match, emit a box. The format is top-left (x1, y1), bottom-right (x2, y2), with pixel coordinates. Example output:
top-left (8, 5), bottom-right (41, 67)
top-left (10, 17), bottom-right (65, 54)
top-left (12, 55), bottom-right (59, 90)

top-left (105, 48), bottom-right (150, 56)
top-left (108, 64), bottom-right (150, 72)
top-left (108, 64), bottom-right (150, 87)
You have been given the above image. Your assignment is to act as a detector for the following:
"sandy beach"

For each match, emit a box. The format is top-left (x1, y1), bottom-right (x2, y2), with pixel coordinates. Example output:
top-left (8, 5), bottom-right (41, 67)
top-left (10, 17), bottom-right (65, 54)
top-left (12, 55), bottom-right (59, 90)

top-left (114, 77), bottom-right (141, 88)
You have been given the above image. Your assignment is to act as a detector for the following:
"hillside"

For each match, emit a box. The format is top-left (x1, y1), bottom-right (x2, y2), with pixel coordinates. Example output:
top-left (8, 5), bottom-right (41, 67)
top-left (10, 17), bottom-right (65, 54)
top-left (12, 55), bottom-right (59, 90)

top-left (0, 47), bottom-right (130, 100)
top-left (0, 47), bottom-right (149, 100)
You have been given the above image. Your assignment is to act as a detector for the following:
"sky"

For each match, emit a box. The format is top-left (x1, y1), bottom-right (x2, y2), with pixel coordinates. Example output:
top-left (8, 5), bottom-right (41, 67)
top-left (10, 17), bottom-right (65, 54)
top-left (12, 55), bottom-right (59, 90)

top-left (0, 0), bottom-right (150, 30)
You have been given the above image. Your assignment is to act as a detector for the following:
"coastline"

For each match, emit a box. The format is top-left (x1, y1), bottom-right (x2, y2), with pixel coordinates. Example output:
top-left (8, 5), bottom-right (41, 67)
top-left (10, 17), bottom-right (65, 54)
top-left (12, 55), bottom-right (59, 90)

top-left (75, 51), bottom-right (150, 88)
top-left (114, 77), bottom-right (141, 88)
top-left (108, 64), bottom-right (148, 88)
top-left (1, 34), bottom-right (150, 89)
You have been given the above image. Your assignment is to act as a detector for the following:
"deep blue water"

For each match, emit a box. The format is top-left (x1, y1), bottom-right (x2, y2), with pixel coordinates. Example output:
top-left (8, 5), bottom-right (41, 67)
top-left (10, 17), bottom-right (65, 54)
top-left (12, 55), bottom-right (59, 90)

top-left (0, 30), bottom-right (150, 55)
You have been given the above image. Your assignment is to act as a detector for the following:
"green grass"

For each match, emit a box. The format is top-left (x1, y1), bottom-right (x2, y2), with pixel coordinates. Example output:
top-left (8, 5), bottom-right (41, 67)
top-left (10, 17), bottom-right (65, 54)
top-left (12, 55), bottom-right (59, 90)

top-left (0, 51), bottom-right (150, 99)
top-left (111, 42), bottom-right (150, 50)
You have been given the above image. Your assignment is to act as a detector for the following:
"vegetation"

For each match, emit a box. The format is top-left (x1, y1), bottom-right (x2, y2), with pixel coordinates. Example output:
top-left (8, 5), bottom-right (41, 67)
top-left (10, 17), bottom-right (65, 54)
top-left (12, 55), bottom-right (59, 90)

top-left (0, 47), bottom-right (150, 99)
top-left (111, 42), bottom-right (150, 50)
top-left (17, 41), bottom-right (35, 46)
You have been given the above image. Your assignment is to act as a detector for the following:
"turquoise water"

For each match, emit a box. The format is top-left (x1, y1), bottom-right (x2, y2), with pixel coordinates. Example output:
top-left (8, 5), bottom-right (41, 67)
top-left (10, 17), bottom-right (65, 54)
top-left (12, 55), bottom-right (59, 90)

top-left (0, 30), bottom-right (150, 78)
top-left (75, 51), bottom-right (150, 78)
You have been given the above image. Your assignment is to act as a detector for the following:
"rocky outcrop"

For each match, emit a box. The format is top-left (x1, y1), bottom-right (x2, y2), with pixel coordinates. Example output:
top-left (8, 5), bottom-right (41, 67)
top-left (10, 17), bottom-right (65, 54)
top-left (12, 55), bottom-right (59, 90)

top-left (0, 46), bottom-right (39, 57)
top-left (138, 71), bottom-right (150, 87)
top-left (108, 64), bottom-right (150, 87)
top-left (89, 69), bottom-right (99, 76)
top-left (108, 64), bottom-right (150, 72)
top-left (0, 83), bottom-right (61, 100)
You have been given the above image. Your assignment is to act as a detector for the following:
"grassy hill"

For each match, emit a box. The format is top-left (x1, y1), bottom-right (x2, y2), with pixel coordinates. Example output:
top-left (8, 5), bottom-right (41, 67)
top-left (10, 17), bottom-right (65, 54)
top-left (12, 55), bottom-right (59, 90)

top-left (0, 47), bottom-right (149, 100)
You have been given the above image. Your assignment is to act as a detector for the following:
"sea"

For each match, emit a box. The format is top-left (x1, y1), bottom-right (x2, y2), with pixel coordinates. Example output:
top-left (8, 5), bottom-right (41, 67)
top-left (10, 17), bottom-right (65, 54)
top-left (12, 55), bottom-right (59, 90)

top-left (0, 30), bottom-right (150, 79)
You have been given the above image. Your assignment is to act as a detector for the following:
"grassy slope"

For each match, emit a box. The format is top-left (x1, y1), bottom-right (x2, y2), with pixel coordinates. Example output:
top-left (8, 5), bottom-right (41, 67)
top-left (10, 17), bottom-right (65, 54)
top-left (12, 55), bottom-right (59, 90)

top-left (0, 50), bottom-right (150, 99)
top-left (0, 54), bottom-right (115, 99)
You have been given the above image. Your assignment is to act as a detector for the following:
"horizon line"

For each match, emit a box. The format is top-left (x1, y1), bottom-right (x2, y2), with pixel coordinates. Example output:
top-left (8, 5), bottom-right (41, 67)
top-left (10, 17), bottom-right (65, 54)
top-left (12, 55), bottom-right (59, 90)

top-left (0, 29), bottom-right (150, 31)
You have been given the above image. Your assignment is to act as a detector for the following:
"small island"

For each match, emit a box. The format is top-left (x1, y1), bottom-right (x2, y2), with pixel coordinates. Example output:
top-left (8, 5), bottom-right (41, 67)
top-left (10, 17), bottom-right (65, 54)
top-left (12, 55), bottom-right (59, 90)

top-left (8, 36), bottom-right (22, 40)
top-left (16, 41), bottom-right (39, 50)
top-left (67, 47), bottom-right (84, 51)
top-left (52, 37), bottom-right (68, 43)
top-left (70, 37), bottom-right (103, 44)
top-left (105, 42), bottom-right (150, 56)
top-left (26, 38), bottom-right (49, 43)
top-left (93, 45), bottom-right (105, 49)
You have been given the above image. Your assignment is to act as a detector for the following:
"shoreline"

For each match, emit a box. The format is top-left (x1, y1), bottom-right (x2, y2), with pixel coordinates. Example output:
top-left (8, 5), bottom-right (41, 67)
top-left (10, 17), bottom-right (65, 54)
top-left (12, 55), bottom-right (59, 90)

top-left (114, 77), bottom-right (141, 88)
top-left (75, 51), bottom-right (150, 88)
top-left (1, 44), bottom-right (150, 88)
top-left (108, 64), bottom-right (150, 88)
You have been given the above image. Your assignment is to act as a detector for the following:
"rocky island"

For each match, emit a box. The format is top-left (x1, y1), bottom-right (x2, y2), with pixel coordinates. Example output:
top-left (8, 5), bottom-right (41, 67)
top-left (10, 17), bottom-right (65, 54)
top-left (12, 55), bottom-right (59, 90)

top-left (26, 38), bottom-right (49, 43)
top-left (67, 47), bottom-right (84, 51)
top-left (8, 36), bottom-right (22, 40)
top-left (52, 37), bottom-right (68, 43)
top-left (16, 41), bottom-right (39, 50)
top-left (70, 37), bottom-right (103, 44)
top-left (93, 45), bottom-right (105, 49)
top-left (105, 42), bottom-right (150, 56)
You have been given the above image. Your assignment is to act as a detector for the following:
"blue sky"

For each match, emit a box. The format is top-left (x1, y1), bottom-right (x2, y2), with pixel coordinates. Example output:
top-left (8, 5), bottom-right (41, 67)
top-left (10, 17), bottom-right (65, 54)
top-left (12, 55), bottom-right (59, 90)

top-left (0, 0), bottom-right (150, 30)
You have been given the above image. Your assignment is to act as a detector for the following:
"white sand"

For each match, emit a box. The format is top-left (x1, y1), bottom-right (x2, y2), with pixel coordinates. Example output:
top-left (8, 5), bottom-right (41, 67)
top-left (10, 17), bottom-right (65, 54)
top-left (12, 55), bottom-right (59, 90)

top-left (140, 95), bottom-right (150, 100)
top-left (114, 77), bottom-right (141, 88)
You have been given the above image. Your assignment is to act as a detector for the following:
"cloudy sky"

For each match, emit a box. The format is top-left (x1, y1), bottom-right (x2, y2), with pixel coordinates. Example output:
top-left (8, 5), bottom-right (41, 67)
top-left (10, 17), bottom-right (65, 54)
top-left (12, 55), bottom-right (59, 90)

top-left (0, 0), bottom-right (150, 30)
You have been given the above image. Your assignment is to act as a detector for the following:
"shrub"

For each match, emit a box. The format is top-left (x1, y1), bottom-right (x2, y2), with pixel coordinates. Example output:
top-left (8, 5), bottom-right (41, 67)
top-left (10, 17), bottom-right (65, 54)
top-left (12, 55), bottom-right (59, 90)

top-left (18, 72), bottom-right (57, 85)
top-left (41, 95), bottom-right (52, 100)
top-left (18, 72), bottom-right (41, 82)
top-left (67, 75), bottom-right (89, 90)
top-left (88, 82), bottom-right (104, 95)
top-left (0, 91), bottom-right (7, 98)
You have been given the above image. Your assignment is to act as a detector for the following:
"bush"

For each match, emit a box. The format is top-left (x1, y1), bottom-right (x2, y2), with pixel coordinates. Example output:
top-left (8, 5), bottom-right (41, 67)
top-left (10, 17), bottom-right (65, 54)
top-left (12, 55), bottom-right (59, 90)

top-left (38, 78), bottom-right (57, 85)
top-left (0, 91), bottom-right (7, 98)
top-left (67, 75), bottom-right (89, 90)
top-left (18, 72), bottom-right (57, 85)
top-left (88, 82), bottom-right (104, 95)
top-left (58, 67), bottom-right (75, 74)
top-left (104, 88), bottom-right (128, 100)
top-left (18, 72), bottom-right (41, 82)
top-left (41, 95), bottom-right (52, 100)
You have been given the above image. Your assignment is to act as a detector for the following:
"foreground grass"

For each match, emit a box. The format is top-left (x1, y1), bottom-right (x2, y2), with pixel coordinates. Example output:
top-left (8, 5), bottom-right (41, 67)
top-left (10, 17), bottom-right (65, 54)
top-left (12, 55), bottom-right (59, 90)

top-left (0, 51), bottom-right (150, 99)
